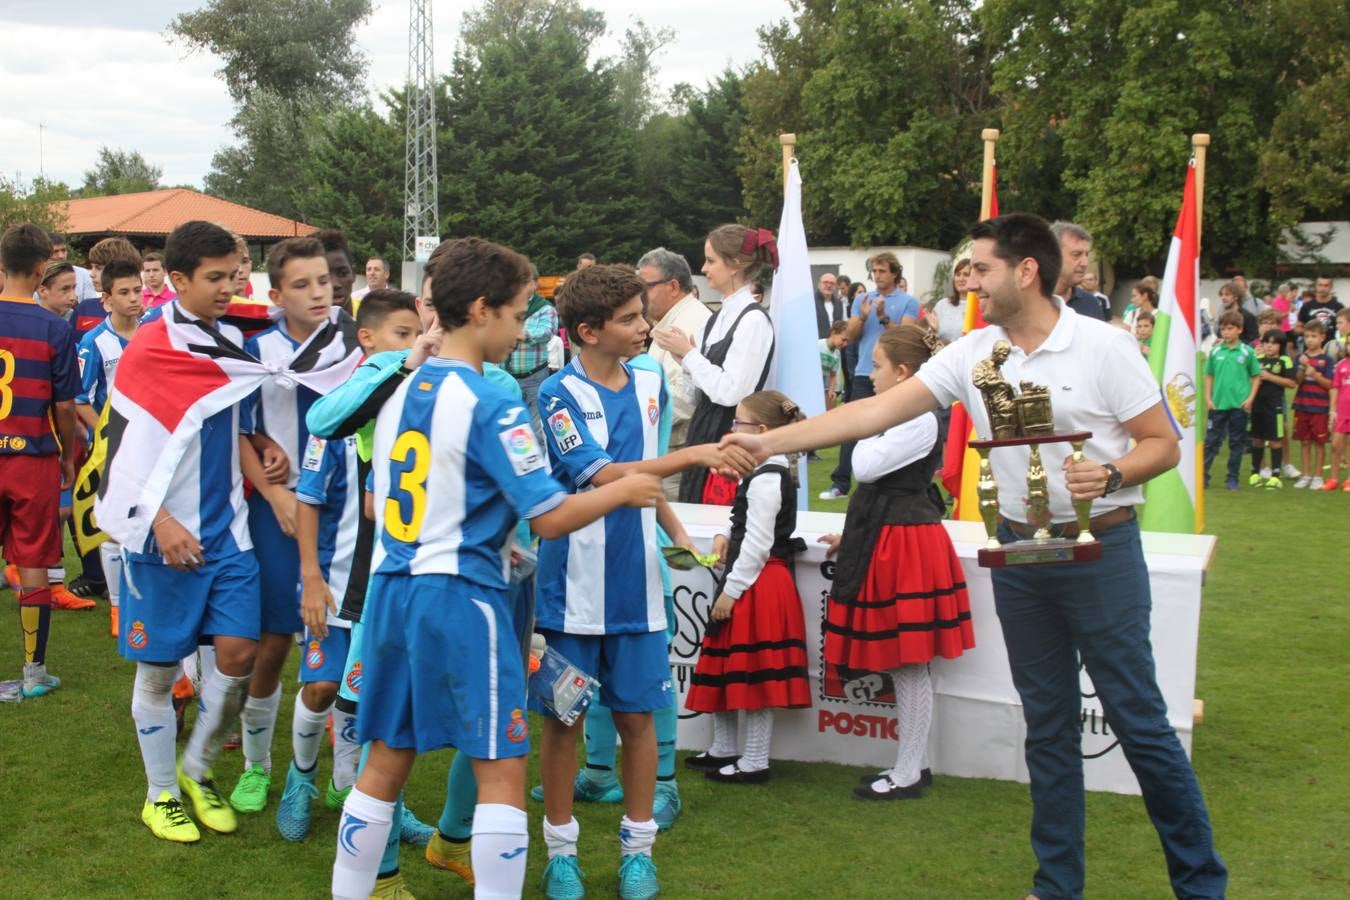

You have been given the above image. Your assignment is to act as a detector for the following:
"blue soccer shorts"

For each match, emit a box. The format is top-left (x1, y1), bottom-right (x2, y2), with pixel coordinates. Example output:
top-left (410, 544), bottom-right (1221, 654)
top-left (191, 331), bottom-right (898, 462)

top-left (300, 625), bottom-right (352, 685)
top-left (246, 492), bottom-right (302, 635)
top-left (356, 572), bottom-right (529, 759)
top-left (119, 551), bottom-right (260, 663)
top-left (533, 628), bottom-right (673, 714)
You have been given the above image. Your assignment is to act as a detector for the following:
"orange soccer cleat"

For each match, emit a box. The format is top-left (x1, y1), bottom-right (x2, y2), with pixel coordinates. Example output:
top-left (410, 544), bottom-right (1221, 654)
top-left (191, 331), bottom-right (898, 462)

top-left (4, 564), bottom-right (20, 593)
top-left (110, 605), bottom-right (120, 637)
top-left (49, 584), bottom-right (97, 611)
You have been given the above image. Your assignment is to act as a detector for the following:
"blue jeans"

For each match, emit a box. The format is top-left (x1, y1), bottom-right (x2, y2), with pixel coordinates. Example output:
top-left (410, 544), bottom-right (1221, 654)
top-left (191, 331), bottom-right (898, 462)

top-left (1202, 408), bottom-right (1249, 483)
top-left (516, 367), bottom-right (549, 444)
top-left (991, 520), bottom-right (1226, 899)
top-left (829, 376), bottom-right (875, 492)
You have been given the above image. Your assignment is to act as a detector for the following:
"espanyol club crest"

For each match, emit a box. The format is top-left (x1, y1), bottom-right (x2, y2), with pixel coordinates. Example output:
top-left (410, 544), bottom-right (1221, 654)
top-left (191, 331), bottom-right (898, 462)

top-left (128, 620), bottom-right (149, 649)
top-left (306, 640), bottom-right (325, 669)
top-left (646, 396), bottom-right (659, 425)
top-left (507, 708), bottom-right (528, 743)
top-left (346, 661), bottom-right (363, 695)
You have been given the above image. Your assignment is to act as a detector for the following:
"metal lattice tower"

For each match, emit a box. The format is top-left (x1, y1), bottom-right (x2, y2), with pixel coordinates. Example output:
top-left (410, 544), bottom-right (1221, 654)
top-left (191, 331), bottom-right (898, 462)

top-left (403, 0), bottom-right (439, 263)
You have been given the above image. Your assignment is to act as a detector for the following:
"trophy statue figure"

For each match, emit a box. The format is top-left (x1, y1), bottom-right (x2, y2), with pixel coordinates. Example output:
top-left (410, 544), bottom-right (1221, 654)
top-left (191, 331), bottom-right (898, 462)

top-left (968, 343), bottom-right (1101, 567)
top-left (972, 341), bottom-right (1018, 439)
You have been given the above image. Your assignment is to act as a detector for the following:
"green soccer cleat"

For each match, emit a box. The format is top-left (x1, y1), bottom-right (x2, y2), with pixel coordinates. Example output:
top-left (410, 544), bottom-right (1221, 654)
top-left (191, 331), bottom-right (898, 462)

top-left (325, 778), bottom-right (352, 811)
top-left (1265, 476), bottom-right (1284, 489)
top-left (653, 780), bottom-right (681, 832)
top-left (1248, 473), bottom-right (1263, 486)
top-left (142, 791), bottom-right (201, 843)
top-left (618, 853), bottom-right (660, 900)
top-left (542, 855), bottom-right (587, 900)
top-left (229, 764), bottom-right (271, 813)
top-left (275, 762), bottom-right (319, 841)
top-left (177, 763), bottom-right (237, 833)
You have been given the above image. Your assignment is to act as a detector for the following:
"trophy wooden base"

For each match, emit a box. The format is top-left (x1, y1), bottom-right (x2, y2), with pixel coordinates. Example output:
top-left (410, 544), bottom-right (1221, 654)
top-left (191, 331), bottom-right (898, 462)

top-left (978, 538), bottom-right (1103, 568)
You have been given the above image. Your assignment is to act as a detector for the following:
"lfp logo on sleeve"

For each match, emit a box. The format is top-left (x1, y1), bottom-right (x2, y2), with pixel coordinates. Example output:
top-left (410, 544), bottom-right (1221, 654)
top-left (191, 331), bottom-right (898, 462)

top-left (499, 424), bottom-right (546, 475)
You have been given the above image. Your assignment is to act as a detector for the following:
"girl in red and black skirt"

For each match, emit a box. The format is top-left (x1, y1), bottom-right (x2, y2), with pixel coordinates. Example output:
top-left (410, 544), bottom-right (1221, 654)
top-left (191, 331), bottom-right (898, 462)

top-left (819, 325), bottom-right (974, 800)
top-left (685, 391), bottom-right (810, 783)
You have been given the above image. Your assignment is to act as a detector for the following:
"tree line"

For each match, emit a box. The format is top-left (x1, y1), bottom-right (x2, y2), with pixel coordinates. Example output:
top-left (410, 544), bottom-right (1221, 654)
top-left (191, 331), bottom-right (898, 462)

top-left (5, 0), bottom-right (1345, 281)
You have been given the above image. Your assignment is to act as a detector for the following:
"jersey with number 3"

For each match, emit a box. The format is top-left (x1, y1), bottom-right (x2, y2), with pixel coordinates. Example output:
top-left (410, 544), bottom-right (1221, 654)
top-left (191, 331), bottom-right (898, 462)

top-left (370, 357), bottom-right (565, 589)
top-left (535, 359), bottom-right (666, 635)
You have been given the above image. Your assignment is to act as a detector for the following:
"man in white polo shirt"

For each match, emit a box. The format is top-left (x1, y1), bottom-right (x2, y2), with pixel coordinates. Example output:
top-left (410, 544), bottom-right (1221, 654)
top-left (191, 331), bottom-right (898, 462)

top-left (720, 212), bottom-right (1226, 900)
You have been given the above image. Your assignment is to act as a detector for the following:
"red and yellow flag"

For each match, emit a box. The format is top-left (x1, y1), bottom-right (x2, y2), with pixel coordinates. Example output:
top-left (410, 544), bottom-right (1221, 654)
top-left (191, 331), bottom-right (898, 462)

top-left (939, 165), bottom-right (997, 519)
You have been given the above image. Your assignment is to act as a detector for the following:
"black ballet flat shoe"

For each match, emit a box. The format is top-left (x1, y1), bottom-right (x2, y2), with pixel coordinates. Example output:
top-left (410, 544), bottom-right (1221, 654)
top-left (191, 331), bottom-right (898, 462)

top-left (684, 752), bottom-right (739, 771)
top-left (705, 762), bottom-right (770, 784)
top-left (857, 767), bottom-right (932, 787)
top-left (853, 774), bottom-right (924, 800)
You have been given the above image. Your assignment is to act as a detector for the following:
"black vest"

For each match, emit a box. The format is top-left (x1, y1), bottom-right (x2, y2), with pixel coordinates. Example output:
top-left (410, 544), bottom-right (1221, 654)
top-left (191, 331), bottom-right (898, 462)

top-left (830, 424), bottom-right (946, 605)
top-left (677, 303), bottom-right (774, 503)
top-left (720, 464), bottom-right (805, 589)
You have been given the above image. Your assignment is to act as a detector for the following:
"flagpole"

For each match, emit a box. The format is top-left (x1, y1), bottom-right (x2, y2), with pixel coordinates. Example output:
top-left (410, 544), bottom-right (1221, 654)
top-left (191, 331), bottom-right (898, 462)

top-left (1191, 134), bottom-right (1209, 252)
top-left (980, 129), bottom-right (999, 220)
top-left (780, 133), bottom-right (796, 196)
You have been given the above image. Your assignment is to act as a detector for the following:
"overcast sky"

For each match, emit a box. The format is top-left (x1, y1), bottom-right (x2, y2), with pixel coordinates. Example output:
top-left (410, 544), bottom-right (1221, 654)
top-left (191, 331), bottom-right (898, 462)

top-left (0, 0), bottom-right (788, 190)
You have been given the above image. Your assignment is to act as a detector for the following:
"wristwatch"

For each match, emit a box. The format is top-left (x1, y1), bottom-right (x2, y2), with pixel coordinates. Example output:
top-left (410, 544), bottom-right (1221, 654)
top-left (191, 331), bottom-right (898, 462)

top-left (1102, 463), bottom-right (1123, 496)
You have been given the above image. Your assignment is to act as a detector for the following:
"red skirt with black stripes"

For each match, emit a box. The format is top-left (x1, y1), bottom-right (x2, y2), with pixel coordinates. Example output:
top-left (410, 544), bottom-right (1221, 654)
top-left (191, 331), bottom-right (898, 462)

top-left (824, 523), bottom-right (974, 671)
top-left (686, 558), bottom-right (812, 713)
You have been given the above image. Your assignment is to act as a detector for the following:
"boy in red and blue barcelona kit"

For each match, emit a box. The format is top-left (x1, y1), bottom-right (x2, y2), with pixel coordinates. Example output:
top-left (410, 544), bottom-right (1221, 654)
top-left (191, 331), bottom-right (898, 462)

top-left (0, 223), bottom-right (81, 702)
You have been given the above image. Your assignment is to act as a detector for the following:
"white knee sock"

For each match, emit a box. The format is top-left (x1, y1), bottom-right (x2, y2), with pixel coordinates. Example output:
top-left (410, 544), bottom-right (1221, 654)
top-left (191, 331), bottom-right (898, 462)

top-left (194, 644), bottom-right (216, 697)
top-left (183, 665), bottom-right (250, 782)
top-left (331, 788), bottom-right (395, 900)
top-left (472, 803), bottom-right (529, 898)
top-left (543, 816), bottom-right (579, 859)
top-left (708, 711), bottom-right (738, 757)
top-left (890, 665), bottom-right (933, 787)
top-left (740, 710), bottom-right (773, 772)
top-left (619, 815), bottom-right (658, 858)
top-left (292, 689), bottom-right (332, 772)
top-left (241, 684), bottom-right (282, 773)
top-left (331, 702), bottom-right (361, 791)
top-left (100, 542), bottom-right (122, 610)
top-left (132, 663), bottom-right (179, 802)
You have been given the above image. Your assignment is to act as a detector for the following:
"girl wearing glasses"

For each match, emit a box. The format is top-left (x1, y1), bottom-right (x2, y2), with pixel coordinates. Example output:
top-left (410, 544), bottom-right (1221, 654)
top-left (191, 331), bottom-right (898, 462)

top-left (684, 391), bottom-right (810, 783)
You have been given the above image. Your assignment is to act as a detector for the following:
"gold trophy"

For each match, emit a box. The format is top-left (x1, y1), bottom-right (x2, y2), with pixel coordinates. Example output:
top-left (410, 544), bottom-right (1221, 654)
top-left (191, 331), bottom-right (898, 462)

top-left (969, 341), bottom-right (1103, 567)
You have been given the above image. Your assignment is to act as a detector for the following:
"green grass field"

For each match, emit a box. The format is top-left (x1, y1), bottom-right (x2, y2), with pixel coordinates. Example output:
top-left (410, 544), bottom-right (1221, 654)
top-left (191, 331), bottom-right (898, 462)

top-left (2, 444), bottom-right (1347, 898)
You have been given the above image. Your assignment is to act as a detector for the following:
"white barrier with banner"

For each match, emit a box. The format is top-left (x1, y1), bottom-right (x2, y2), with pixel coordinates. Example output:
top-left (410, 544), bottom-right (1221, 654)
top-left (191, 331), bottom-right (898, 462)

top-left (667, 503), bottom-right (1216, 796)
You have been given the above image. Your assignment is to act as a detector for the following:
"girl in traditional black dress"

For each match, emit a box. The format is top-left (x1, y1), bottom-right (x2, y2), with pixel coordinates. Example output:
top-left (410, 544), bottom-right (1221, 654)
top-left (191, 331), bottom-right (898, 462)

top-left (685, 391), bottom-right (810, 783)
top-left (818, 325), bottom-right (975, 800)
top-left (651, 224), bottom-right (777, 504)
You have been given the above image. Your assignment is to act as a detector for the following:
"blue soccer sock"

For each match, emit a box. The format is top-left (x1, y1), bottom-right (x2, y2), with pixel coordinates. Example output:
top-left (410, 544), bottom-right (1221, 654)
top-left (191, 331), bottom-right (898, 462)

top-left (438, 750), bottom-right (478, 841)
top-left (379, 793), bottom-right (403, 876)
top-left (655, 701), bottom-right (678, 780)
top-left (584, 695), bottom-right (618, 772)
